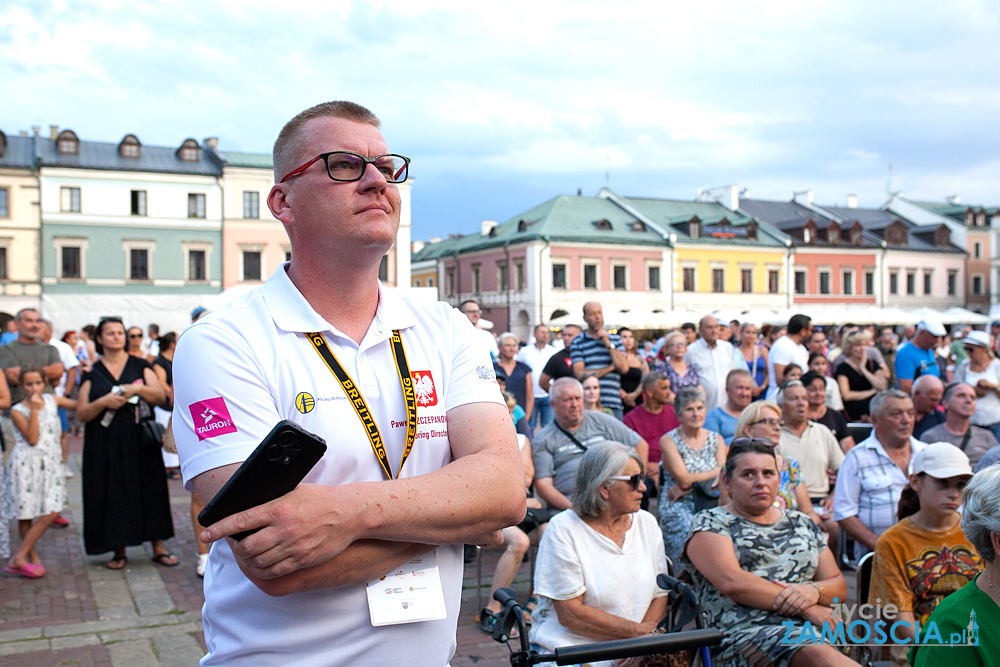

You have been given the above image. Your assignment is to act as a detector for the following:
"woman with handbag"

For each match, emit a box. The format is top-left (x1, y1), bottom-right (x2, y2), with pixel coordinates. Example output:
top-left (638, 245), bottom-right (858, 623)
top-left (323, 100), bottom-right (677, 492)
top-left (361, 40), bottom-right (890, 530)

top-left (658, 387), bottom-right (727, 565)
top-left (76, 317), bottom-right (174, 570)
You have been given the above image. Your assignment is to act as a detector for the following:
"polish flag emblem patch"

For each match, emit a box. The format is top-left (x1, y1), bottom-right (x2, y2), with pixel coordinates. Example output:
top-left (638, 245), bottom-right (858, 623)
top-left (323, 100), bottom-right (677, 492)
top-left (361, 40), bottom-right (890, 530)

top-left (411, 371), bottom-right (438, 407)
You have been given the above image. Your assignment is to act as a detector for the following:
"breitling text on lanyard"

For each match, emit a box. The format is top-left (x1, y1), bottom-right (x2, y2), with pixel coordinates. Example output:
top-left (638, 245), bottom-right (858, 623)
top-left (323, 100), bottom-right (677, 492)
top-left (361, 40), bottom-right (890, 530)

top-left (306, 330), bottom-right (417, 480)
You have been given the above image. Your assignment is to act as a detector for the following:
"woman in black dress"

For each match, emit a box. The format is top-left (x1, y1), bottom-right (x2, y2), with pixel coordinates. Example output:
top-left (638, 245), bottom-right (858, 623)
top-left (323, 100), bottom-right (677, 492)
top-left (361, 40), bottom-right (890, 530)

top-left (618, 327), bottom-right (649, 414)
top-left (835, 330), bottom-right (889, 422)
top-left (76, 317), bottom-right (173, 570)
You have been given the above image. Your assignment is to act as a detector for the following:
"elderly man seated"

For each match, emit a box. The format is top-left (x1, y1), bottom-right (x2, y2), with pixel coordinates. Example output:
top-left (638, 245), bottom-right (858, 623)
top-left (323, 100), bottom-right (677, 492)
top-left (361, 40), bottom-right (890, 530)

top-left (833, 390), bottom-right (928, 559)
top-left (777, 381), bottom-right (844, 508)
top-left (920, 381), bottom-right (998, 469)
top-left (532, 377), bottom-right (647, 510)
top-left (704, 369), bottom-right (754, 445)
top-left (911, 374), bottom-right (945, 438)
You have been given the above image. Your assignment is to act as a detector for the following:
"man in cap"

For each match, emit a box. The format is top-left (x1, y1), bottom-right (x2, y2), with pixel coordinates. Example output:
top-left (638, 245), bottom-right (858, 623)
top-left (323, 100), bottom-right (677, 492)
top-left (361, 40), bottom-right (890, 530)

top-left (894, 318), bottom-right (945, 393)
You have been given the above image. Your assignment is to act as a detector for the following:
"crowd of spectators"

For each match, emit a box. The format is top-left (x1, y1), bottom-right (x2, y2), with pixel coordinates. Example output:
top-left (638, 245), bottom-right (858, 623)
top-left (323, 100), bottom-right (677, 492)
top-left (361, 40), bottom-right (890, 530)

top-left (464, 299), bottom-right (1000, 665)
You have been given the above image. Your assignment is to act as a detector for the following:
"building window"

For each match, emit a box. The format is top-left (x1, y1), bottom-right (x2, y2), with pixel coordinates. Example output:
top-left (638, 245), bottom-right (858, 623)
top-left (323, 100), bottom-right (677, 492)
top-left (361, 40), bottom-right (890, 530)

top-left (427, 277), bottom-right (434, 287)
top-left (60, 187), bottom-right (81, 212)
top-left (514, 260), bottom-right (525, 290)
top-left (242, 251), bottom-right (262, 281)
top-left (906, 271), bottom-right (916, 295)
top-left (819, 270), bottom-right (831, 295)
top-left (682, 267), bottom-right (695, 292)
top-left (413, 279), bottom-right (421, 287)
top-left (842, 270), bottom-right (853, 295)
top-left (865, 271), bottom-right (875, 295)
top-left (130, 249), bottom-right (149, 280)
top-left (447, 267), bottom-right (456, 295)
top-left (379, 255), bottom-right (389, 282)
top-left (188, 250), bottom-right (206, 281)
top-left (243, 191), bottom-right (259, 219)
top-left (131, 190), bottom-right (147, 216)
top-left (497, 261), bottom-right (509, 291)
top-left (768, 269), bottom-right (779, 294)
top-left (552, 263), bottom-right (567, 289)
top-left (62, 246), bottom-right (81, 279)
top-left (613, 264), bottom-right (627, 290)
top-left (188, 193), bottom-right (206, 218)
top-left (583, 264), bottom-right (598, 289)
top-left (948, 271), bottom-right (957, 296)
top-left (472, 264), bottom-right (481, 293)
top-left (0, 247), bottom-right (7, 280)
top-left (975, 242), bottom-right (982, 259)
top-left (740, 268), bottom-right (752, 293)
top-left (179, 139), bottom-right (199, 162)
top-left (890, 272), bottom-right (899, 294)
top-left (648, 265), bottom-right (661, 291)
top-left (711, 268), bottom-right (724, 293)
top-left (285, 250), bottom-right (292, 263)
top-left (794, 270), bottom-right (806, 295)
top-left (973, 275), bottom-right (984, 295)
top-left (57, 130), bottom-right (79, 155)
top-left (0, 188), bottom-right (8, 217)
top-left (923, 271), bottom-right (932, 295)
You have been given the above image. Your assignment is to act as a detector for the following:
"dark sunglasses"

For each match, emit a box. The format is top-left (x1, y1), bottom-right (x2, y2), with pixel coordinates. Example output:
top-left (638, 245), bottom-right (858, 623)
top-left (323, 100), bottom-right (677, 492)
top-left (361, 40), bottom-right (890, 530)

top-left (128, 334), bottom-right (143, 338)
top-left (730, 436), bottom-right (775, 448)
top-left (608, 473), bottom-right (643, 490)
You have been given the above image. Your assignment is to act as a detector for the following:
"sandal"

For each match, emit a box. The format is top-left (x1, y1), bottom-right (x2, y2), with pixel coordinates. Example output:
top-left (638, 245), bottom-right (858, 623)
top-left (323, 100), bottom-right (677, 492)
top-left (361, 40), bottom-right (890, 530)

top-left (105, 555), bottom-right (127, 570)
top-left (4, 563), bottom-right (45, 578)
top-left (151, 552), bottom-right (179, 567)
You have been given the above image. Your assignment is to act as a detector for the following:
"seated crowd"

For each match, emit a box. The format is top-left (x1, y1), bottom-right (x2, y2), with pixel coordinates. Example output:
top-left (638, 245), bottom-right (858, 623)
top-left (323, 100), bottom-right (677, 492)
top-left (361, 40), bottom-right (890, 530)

top-left (472, 301), bottom-right (1000, 666)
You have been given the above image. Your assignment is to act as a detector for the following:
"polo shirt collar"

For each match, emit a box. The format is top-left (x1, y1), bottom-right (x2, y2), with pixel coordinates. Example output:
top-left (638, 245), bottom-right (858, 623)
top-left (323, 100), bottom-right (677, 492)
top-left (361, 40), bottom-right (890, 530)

top-left (263, 263), bottom-right (418, 338)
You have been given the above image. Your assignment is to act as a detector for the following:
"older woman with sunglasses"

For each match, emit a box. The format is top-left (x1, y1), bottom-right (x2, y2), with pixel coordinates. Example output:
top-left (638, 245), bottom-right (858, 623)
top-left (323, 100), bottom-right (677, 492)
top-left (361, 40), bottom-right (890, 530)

top-left (684, 439), bottom-right (853, 667)
top-left (530, 442), bottom-right (669, 666)
top-left (731, 401), bottom-right (824, 527)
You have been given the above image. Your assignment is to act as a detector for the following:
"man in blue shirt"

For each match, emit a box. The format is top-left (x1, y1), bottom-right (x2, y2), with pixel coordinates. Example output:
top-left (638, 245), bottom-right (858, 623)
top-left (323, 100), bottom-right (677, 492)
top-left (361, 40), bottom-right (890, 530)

top-left (894, 318), bottom-right (945, 393)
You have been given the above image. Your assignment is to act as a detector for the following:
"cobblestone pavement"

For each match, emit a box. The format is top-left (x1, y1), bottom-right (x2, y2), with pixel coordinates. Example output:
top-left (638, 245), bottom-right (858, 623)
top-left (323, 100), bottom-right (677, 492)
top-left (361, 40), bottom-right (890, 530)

top-left (0, 433), bottom-right (524, 666)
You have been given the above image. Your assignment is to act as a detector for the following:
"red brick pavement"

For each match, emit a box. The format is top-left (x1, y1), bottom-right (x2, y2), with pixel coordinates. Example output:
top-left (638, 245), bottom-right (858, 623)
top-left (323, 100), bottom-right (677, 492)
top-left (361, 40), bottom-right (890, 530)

top-left (0, 644), bottom-right (113, 667)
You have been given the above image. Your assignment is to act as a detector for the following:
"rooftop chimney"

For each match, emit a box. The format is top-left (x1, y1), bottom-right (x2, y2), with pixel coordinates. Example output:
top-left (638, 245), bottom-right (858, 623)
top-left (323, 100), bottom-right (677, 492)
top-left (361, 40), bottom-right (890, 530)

top-left (481, 220), bottom-right (498, 235)
top-left (429, 237), bottom-right (443, 244)
top-left (793, 189), bottom-right (814, 206)
top-left (49, 125), bottom-right (59, 141)
top-left (847, 194), bottom-right (858, 209)
top-left (31, 125), bottom-right (40, 137)
top-left (727, 185), bottom-right (739, 211)
top-left (203, 137), bottom-right (219, 150)
top-left (411, 240), bottom-right (425, 253)
top-left (945, 195), bottom-right (961, 205)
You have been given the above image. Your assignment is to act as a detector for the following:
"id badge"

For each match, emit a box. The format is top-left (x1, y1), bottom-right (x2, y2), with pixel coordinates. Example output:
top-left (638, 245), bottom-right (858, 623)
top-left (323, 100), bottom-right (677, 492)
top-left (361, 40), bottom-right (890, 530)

top-left (366, 551), bottom-right (447, 626)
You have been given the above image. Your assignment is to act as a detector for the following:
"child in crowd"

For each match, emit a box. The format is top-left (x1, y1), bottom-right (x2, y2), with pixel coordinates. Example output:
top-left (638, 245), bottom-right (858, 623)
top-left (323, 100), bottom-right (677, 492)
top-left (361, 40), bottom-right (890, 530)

top-left (4, 368), bottom-right (76, 578)
top-left (782, 363), bottom-right (803, 383)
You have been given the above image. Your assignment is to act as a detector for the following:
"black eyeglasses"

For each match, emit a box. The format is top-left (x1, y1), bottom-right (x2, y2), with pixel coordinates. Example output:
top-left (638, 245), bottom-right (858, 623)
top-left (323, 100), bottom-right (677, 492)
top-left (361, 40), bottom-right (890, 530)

top-left (279, 151), bottom-right (410, 184)
top-left (608, 473), bottom-right (643, 490)
top-left (731, 436), bottom-right (774, 448)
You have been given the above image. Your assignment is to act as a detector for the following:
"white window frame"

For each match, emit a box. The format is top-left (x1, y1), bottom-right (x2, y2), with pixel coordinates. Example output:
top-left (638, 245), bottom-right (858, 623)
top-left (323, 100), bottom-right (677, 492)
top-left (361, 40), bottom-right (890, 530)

top-left (496, 260), bottom-right (509, 291)
top-left (123, 239), bottom-right (156, 282)
top-left (923, 269), bottom-right (933, 296)
top-left (551, 260), bottom-right (568, 289)
top-left (647, 262), bottom-right (662, 291)
top-left (710, 263), bottom-right (726, 293)
top-left (842, 269), bottom-right (854, 295)
top-left (471, 263), bottom-right (481, 294)
top-left (243, 191), bottom-right (260, 219)
top-left (188, 192), bottom-right (206, 219)
top-left (0, 187), bottom-right (9, 218)
top-left (794, 269), bottom-right (807, 295)
top-left (611, 261), bottom-right (628, 291)
top-left (767, 266), bottom-right (781, 294)
top-left (818, 267), bottom-right (831, 295)
top-left (54, 237), bottom-right (88, 281)
top-left (973, 274), bottom-right (984, 295)
top-left (582, 260), bottom-right (600, 290)
top-left (239, 244), bottom-right (265, 283)
top-left (739, 264), bottom-right (754, 294)
top-left (182, 241), bottom-right (212, 283)
top-left (514, 259), bottom-right (525, 290)
top-left (131, 189), bottom-right (147, 216)
top-left (864, 270), bottom-right (875, 295)
top-left (0, 237), bottom-right (10, 280)
top-left (60, 186), bottom-right (81, 212)
top-left (681, 261), bottom-right (698, 292)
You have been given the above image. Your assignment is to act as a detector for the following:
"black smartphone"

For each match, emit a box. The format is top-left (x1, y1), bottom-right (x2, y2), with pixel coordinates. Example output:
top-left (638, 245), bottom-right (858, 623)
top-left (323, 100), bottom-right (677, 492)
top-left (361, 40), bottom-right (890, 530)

top-left (198, 420), bottom-right (327, 540)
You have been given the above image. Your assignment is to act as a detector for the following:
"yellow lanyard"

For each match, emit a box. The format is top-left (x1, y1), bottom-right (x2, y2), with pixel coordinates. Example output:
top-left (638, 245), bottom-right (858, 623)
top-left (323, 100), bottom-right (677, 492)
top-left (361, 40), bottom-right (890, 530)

top-left (306, 330), bottom-right (417, 480)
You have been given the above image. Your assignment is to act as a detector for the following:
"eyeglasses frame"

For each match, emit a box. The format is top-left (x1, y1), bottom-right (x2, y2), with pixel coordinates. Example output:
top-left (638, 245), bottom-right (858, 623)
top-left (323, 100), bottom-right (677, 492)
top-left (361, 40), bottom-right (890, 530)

top-left (279, 151), bottom-right (411, 184)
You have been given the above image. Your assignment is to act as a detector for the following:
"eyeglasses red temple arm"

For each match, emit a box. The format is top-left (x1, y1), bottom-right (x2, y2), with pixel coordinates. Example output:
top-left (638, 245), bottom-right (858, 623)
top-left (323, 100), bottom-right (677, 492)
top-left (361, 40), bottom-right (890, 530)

top-left (279, 155), bottom-right (324, 183)
top-left (393, 162), bottom-right (407, 181)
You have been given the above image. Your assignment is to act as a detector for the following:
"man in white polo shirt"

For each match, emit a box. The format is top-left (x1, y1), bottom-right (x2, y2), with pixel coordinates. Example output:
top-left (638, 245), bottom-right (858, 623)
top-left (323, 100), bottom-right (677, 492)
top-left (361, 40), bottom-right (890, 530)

top-left (172, 101), bottom-right (525, 666)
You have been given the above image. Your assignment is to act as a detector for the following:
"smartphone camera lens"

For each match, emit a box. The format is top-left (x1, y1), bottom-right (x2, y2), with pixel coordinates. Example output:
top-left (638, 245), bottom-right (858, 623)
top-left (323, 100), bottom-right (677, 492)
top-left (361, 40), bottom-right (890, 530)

top-left (278, 431), bottom-right (295, 447)
top-left (266, 444), bottom-right (282, 461)
top-left (282, 455), bottom-right (293, 465)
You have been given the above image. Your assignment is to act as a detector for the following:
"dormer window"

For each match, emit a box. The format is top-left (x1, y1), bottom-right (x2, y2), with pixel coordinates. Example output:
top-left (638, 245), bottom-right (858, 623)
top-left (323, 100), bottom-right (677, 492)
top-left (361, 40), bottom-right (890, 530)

top-left (518, 219), bottom-right (527, 232)
top-left (56, 129), bottom-right (79, 155)
top-left (0, 130), bottom-right (6, 158)
top-left (850, 223), bottom-right (863, 245)
top-left (178, 138), bottom-right (200, 162)
top-left (828, 223), bottom-right (840, 244)
top-left (688, 216), bottom-right (701, 239)
top-left (965, 210), bottom-right (975, 226)
top-left (886, 221), bottom-right (908, 245)
top-left (630, 220), bottom-right (646, 232)
top-left (594, 219), bottom-right (613, 231)
top-left (934, 225), bottom-right (951, 247)
top-left (119, 134), bottom-right (141, 159)
top-left (803, 219), bottom-right (817, 244)
top-left (977, 211), bottom-right (987, 227)
top-left (746, 220), bottom-right (758, 240)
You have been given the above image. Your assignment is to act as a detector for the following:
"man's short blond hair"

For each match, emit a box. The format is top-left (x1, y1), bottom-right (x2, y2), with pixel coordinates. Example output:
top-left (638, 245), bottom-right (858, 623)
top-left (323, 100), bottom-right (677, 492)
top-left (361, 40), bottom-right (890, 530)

top-left (273, 101), bottom-right (381, 182)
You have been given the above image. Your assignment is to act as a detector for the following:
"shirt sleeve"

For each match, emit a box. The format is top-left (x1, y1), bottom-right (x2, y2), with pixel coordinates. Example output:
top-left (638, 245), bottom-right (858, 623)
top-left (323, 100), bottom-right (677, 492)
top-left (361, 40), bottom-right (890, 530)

top-left (532, 432), bottom-right (556, 480)
top-left (869, 529), bottom-right (917, 612)
top-left (895, 347), bottom-right (917, 382)
top-left (824, 428), bottom-right (845, 470)
top-left (704, 409), bottom-right (722, 436)
top-left (443, 307), bottom-right (505, 411)
top-left (832, 450), bottom-right (861, 520)
top-left (172, 321), bottom-right (284, 490)
top-left (605, 415), bottom-right (642, 448)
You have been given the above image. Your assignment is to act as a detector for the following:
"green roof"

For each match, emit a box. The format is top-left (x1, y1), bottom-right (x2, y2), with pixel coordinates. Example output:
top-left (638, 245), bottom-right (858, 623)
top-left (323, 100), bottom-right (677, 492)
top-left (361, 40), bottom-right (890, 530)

top-left (220, 151), bottom-right (273, 169)
top-left (412, 189), bottom-right (789, 261)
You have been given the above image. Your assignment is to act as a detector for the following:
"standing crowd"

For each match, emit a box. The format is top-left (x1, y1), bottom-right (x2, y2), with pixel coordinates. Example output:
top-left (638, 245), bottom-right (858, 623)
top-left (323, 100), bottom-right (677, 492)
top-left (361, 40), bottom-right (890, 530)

top-left (471, 300), bottom-right (1000, 666)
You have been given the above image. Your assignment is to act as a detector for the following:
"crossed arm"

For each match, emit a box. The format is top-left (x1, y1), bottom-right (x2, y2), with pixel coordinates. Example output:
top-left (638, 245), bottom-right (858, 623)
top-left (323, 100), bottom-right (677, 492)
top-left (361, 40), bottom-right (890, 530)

top-left (193, 401), bottom-right (527, 597)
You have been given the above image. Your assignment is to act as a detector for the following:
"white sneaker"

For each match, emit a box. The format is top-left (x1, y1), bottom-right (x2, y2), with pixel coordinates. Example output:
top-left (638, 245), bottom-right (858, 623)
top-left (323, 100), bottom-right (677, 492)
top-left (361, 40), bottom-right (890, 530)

top-left (196, 553), bottom-right (209, 578)
top-left (65, 464), bottom-right (75, 478)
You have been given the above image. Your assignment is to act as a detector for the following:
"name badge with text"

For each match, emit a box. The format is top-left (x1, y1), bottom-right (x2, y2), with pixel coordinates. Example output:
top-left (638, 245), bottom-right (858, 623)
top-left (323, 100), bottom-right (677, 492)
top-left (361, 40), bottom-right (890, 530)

top-left (366, 552), bottom-right (447, 626)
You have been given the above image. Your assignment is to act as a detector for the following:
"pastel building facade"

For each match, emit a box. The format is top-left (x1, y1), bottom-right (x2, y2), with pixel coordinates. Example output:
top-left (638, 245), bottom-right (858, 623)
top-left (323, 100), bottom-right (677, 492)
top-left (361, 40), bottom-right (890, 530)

top-left (0, 131), bottom-right (42, 317)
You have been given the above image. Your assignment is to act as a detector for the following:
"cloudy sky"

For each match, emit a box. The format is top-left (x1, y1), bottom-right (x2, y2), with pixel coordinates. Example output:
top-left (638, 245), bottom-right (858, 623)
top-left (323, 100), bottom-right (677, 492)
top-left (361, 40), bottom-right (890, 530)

top-left (3, 0), bottom-right (998, 239)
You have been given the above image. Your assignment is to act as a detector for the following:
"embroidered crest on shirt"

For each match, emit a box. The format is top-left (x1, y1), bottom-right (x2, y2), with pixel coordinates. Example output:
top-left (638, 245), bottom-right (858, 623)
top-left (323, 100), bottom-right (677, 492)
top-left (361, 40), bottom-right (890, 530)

top-left (411, 371), bottom-right (438, 406)
top-left (295, 392), bottom-right (315, 414)
top-left (476, 364), bottom-right (497, 381)
top-left (188, 397), bottom-right (238, 441)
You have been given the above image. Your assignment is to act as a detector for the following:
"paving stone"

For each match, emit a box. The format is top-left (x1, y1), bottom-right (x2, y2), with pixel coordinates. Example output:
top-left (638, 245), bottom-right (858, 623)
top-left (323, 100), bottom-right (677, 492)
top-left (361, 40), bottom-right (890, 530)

top-left (0, 638), bottom-right (50, 656)
top-left (105, 638), bottom-right (160, 667)
top-left (50, 633), bottom-right (102, 650)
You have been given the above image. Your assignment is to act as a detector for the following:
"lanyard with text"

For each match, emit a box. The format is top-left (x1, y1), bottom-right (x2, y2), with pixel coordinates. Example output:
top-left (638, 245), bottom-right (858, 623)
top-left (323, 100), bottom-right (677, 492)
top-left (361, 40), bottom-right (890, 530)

top-left (306, 330), bottom-right (417, 480)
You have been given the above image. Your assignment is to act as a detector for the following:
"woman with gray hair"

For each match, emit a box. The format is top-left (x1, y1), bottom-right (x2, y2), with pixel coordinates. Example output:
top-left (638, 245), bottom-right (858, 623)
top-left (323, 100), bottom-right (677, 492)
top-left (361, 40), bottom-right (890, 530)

top-left (659, 387), bottom-right (727, 564)
top-left (910, 463), bottom-right (1000, 667)
top-left (530, 442), bottom-right (669, 665)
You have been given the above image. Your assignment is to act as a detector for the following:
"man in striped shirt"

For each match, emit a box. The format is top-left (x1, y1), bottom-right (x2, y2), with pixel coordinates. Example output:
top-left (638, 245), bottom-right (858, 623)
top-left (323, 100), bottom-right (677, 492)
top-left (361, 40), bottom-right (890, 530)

top-left (570, 302), bottom-right (628, 420)
top-left (833, 389), bottom-right (927, 559)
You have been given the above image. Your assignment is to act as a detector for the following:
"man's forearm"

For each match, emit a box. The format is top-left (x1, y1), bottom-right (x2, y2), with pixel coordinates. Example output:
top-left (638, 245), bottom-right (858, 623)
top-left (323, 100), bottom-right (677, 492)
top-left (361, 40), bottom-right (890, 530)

top-left (240, 539), bottom-right (435, 596)
top-left (837, 516), bottom-right (879, 551)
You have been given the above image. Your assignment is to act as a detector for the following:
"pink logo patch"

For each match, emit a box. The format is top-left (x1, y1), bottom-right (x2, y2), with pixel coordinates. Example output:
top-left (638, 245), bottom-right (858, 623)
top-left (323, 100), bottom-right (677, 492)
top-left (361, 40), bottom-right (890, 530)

top-left (188, 397), bottom-right (238, 441)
